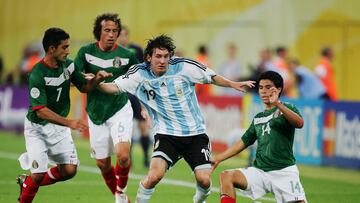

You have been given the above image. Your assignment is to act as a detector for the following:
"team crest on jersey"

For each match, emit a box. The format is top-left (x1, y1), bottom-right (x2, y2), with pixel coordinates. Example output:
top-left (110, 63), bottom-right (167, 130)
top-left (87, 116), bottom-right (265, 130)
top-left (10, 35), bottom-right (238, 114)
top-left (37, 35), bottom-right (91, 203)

top-left (63, 68), bottom-right (70, 80)
top-left (113, 56), bottom-right (122, 68)
top-left (176, 87), bottom-right (183, 97)
top-left (32, 160), bottom-right (39, 169)
top-left (30, 87), bottom-right (40, 99)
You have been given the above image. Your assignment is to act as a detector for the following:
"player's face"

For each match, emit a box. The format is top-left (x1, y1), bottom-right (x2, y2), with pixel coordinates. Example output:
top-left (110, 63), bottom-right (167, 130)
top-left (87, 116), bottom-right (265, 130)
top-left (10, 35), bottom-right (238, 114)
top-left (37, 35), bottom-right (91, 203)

top-left (99, 20), bottom-right (119, 50)
top-left (258, 79), bottom-right (276, 105)
top-left (53, 39), bottom-right (70, 62)
top-left (147, 48), bottom-right (170, 76)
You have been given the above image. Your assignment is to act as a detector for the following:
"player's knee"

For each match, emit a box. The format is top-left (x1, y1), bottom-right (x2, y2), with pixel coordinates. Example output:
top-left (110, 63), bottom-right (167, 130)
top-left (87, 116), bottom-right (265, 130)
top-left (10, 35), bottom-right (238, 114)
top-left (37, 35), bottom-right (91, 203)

top-left (196, 174), bottom-right (211, 188)
top-left (116, 153), bottom-right (130, 165)
top-left (219, 170), bottom-right (233, 183)
top-left (146, 172), bottom-right (164, 186)
top-left (60, 165), bottom-right (77, 180)
top-left (96, 160), bottom-right (111, 172)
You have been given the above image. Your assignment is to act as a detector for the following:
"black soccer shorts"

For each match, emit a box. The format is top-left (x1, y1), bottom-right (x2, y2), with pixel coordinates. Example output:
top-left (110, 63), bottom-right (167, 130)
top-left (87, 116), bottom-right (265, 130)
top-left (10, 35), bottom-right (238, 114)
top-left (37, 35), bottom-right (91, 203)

top-left (152, 133), bottom-right (212, 171)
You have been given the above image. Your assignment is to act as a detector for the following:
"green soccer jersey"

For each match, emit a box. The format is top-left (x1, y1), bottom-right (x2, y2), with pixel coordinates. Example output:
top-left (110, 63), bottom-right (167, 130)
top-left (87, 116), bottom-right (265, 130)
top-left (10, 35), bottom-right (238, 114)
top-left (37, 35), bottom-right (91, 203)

top-left (74, 43), bottom-right (138, 125)
top-left (241, 102), bottom-right (302, 171)
top-left (26, 59), bottom-right (86, 125)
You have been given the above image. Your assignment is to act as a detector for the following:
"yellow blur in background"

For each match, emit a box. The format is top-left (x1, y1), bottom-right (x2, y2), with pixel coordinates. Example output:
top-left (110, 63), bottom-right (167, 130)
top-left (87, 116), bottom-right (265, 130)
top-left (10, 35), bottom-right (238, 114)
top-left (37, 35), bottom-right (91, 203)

top-left (0, 0), bottom-right (359, 100)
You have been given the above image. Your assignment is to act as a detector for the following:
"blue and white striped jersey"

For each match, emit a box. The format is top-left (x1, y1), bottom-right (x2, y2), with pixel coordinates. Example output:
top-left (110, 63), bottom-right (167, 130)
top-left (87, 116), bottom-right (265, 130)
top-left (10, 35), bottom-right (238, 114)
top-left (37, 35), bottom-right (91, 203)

top-left (114, 57), bottom-right (216, 137)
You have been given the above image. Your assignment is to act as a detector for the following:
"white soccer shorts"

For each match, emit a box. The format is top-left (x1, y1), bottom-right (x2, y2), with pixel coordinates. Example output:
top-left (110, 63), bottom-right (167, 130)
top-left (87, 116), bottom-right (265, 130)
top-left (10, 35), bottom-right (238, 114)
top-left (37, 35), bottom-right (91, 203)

top-left (238, 165), bottom-right (307, 203)
top-left (88, 101), bottom-right (133, 159)
top-left (18, 118), bottom-right (78, 173)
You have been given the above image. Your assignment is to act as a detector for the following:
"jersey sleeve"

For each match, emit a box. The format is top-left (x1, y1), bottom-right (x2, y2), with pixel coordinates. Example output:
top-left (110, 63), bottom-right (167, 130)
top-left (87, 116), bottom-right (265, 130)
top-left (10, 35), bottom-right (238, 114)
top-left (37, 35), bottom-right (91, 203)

top-left (28, 69), bottom-right (47, 111)
top-left (241, 120), bottom-right (257, 147)
top-left (113, 65), bottom-right (142, 95)
top-left (181, 59), bottom-right (216, 84)
top-left (69, 60), bottom-right (87, 91)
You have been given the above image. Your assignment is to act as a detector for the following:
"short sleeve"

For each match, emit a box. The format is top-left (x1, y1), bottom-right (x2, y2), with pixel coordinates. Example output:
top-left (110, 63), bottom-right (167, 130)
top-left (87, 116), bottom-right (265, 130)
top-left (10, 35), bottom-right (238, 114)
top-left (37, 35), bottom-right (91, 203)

top-left (241, 120), bottom-right (257, 147)
top-left (113, 65), bottom-right (143, 95)
top-left (28, 69), bottom-right (47, 110)
top-left (70, 61), bottom-right (87, 91)
top-left (181, 59), bottom-right (216, 84)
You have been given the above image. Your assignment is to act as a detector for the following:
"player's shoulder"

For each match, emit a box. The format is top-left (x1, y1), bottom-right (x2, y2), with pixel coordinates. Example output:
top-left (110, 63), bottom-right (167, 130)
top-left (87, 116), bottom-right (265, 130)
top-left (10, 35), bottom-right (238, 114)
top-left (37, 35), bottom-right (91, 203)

top-left (123, 62), bottom-right (148, 78)
top-left (115, 44), bottom-right (136, 56)
top-left (64, 58), bottom-right (74, 66)
top-left (169, 57), bottom-right (207, 70)
top-left (78, 43), bottom-right (97, 53)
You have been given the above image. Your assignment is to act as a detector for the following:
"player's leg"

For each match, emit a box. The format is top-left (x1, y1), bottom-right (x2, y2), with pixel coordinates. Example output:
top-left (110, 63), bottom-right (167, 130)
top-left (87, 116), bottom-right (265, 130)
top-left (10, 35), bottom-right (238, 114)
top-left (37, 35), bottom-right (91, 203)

top-left (269, 165), bottom-right (307, 203)
top-left (138, 120), bottom-right (150, 167)
top-left (42, 131), bottom-right (79, 186)
top-left (194, 169), bottom-right (212, 203)
top-left (88, 116), bottom-right (117, 194)
top-left (136, 134), bottom-right (180, 203)
top-left (183, 134), bottom-right (212, 203)
top-left (135, 157), bottom-right (168, 203)
top-left (17, 119), bottom-right (48, 203)
top-left (219, 169), bottom-right (248, 203)
top-left (109, 101), bottom-right (133, 194)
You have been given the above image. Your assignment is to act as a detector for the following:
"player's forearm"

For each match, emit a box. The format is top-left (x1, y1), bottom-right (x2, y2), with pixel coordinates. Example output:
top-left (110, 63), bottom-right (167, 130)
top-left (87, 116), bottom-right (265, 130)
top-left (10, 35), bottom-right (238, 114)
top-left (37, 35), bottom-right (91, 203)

top-left (275, 102), bottom-right (304, 128)
top-left (212, 75), bottom-right (233, 87)
top-left (97, 82), bottom-right (122, 94)
top-left (36, 107), bottom-right (72, 127)
top-left (216, 140), bottom-right (246, 163)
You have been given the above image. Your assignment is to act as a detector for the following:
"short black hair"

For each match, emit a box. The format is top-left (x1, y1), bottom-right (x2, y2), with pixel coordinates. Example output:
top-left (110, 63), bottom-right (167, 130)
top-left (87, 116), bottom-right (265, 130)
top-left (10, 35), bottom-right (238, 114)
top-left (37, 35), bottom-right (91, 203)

top-left (258, 71), bottom-right (284, 96)
top-left (275, 46), bottom-right (286, 54)
top-left (144, 34), bottom-right (176, 61)
top-left (93, 13), bottom-right (121, 41)
top-left (42, 28), bottom-right (69, 52)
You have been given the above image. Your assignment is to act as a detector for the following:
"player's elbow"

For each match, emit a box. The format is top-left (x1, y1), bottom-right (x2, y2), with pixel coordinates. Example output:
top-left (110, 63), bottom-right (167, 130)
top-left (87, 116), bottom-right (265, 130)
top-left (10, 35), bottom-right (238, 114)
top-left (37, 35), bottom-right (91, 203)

top-left (294, 119), bottom-right (304, 128)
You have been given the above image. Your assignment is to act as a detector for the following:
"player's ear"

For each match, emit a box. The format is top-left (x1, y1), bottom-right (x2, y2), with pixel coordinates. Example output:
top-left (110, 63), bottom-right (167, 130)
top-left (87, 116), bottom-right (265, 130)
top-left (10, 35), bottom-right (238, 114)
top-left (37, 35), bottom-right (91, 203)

top-left (48, 45), bottom-right (56, 53)
top-left (146, 55), bottom-right (151, 62)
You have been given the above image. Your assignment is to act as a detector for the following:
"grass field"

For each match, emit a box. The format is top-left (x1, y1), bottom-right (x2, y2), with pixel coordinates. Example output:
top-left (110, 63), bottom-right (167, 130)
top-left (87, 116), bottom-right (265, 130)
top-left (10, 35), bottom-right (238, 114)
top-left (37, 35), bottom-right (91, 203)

top-left (1, 131), bottom-right (360, 203)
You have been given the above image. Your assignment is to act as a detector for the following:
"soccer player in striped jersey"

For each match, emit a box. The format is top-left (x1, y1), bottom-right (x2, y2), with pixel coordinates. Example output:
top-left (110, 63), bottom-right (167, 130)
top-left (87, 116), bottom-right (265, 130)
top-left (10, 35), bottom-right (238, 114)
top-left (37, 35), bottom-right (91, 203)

top-left (74, 13), bottom-right (138, 203)
top-left (16, 28), bottom-right (110, 203)
top-left (211, 71), bottom-right (307, 203)
top-left (97, 34), bottom-right (255, 203)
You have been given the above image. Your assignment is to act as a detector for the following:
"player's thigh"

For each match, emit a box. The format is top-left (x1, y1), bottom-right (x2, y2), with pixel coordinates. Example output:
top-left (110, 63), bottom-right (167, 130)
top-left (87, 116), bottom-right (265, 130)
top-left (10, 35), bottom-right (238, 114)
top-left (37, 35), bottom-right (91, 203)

top-left (108, 101), bottom-right (133, 144)
top-left (269, 165), bottom-right (307, 203)
top-left (183, 134), bottom-right (211, 171)
top-left (237, 167), bottom-right (269, 200)
top-left (152, 134), bottom-right (181, 169)
top-left (88, 116), bottom-right (113, 159)
top-left (23, 120), bottom-right (49, 173)
top-left (48, 131), bottom-right (78, 166)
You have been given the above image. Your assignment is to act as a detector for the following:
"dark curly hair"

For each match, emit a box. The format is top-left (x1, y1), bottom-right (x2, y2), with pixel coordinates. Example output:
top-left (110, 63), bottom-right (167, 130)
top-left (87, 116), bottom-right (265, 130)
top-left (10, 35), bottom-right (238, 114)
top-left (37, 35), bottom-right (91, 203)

top-left (144, 34), bottom-right (176, 61)
top-left (93, 13), bottom-right (121, 41)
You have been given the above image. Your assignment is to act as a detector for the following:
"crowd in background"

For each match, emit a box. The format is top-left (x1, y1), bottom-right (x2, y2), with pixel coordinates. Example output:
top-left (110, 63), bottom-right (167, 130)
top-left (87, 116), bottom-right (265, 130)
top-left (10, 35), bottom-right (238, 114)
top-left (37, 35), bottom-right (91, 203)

top-left (194, 44), bottom-right (338, 101)
top-left (0, 40), bottom-right (337, 101)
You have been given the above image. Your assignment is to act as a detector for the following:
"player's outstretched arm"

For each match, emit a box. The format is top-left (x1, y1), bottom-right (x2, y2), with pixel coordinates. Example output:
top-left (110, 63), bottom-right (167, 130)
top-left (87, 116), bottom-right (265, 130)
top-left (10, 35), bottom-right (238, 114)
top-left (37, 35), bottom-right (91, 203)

top-left (97, 82), bottom-right (122, 95)
top-left (211, 140), bottom-right (247, 171)
top-left (81, 71), bottom-right (113, 92)
top-left (212, 75), bottom-right (255, 92)
top-left (36, 107), bottom-right (88, 131)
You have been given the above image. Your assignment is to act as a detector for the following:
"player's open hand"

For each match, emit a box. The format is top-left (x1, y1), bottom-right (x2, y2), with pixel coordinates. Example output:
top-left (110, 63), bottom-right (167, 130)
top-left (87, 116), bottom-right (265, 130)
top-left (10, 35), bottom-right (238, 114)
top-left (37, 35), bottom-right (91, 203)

top-left (210, 157), bottom-right (220, 172)
top-left (231, 80), bottom-right (256, 92)
top-left (83, 72), bottom-right (95, 80)
top-left (141, 108), bottom-right (152, 128)
top-left (69, 119), bottom-right (88, 132)
top-left (268, 86), bottom-right (280, 104)
top-left (95, 70), bottom-right (113, 81)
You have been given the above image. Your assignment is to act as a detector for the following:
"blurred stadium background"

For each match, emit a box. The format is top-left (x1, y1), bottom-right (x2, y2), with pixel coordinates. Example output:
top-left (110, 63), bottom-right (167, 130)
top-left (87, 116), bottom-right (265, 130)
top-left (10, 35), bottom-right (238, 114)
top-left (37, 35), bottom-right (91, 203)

top-left (1, 0), bottom-right (360, 202)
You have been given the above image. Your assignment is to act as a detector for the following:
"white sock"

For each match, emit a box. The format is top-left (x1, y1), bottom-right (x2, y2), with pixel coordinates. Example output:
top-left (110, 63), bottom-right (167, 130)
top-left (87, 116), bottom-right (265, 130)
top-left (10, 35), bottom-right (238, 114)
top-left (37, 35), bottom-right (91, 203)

top-left (135, 182), bottom-right (155, 203)
top-left (193, 182), bottom-right (211, 203)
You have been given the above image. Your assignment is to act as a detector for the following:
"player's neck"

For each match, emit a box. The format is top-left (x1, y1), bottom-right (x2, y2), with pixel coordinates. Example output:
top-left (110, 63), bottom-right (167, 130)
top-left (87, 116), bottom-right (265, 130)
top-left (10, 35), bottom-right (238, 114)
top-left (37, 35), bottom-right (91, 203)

top-left (43, 55), bottom-right (59, 68)
top-left (97, 41), bottom-right (117, 52)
